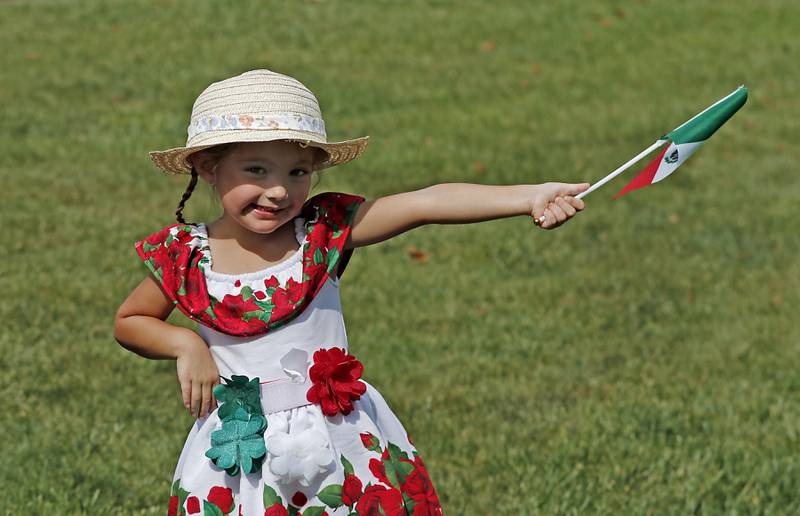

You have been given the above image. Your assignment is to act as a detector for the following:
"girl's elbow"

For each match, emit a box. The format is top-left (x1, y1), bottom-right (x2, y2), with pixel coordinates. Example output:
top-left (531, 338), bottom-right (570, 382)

top-left (411, 186), bottom-right (433, 226)
top-left (113, 311), bottom-right (135, 350)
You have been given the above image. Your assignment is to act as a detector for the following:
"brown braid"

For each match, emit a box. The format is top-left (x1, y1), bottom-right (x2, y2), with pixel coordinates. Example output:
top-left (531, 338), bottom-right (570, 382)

top-left (174, 143), bottom-right (236, 224)
top-left (175, 168), bottom-right (199, 224)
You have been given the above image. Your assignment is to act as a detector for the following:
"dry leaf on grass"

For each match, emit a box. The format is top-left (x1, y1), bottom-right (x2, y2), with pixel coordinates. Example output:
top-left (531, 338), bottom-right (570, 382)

top-left (406, 245), bottom-right (429, 263)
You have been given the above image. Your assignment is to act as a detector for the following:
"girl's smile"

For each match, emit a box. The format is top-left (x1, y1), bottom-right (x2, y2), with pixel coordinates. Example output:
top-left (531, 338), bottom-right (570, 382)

top-left (250, 203), bottom-right (287, 218)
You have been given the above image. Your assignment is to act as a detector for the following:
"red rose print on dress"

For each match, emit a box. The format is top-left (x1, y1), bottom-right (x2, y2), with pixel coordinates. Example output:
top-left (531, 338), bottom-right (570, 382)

top-left (186, 495), bottom-right (201, 514)
top-left (369, 457), bottom-right (391, 486)
top-left (284, 278), bottom-right (305, 304)
top-left (306, 347), bottom-right (366, 416)
top-left (152, 245), bottom-right (179, 294)
top-left (168, 495), bottom-right (179, 516)
top-left (184, 266), bottom-right (210, 312)
top-left (342, 473), bottom-right (363, 506)
top-left (213, 293), bottom-right (267, 334)
top-left (412, 455), bottom-right (440, 502)
top-left (264, 502), bottom-right (288, 516)
top-left (270, 281), bottom-right (304, 319)
top-left (355, 484), bottom-right (405, 516)
top-left (402, 467), bottom-right (441, 515)
top-left (360, 432), bottom-right (381, 451)
top-left (207, 486), bottom-right (235, 514)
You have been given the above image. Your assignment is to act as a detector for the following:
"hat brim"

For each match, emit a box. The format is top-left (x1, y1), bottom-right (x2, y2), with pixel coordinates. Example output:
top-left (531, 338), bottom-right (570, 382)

top-left (149, 129), bottom-right (369, 175)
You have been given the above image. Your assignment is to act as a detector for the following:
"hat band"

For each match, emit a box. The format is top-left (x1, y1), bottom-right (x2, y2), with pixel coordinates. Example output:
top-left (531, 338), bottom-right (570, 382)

top-left (187, 112), bottom-right (327, 141)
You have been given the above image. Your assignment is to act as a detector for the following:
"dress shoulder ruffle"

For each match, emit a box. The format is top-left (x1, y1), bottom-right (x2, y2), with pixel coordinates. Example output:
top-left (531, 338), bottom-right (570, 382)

top-left (133, 192), bottom-right (365, 337)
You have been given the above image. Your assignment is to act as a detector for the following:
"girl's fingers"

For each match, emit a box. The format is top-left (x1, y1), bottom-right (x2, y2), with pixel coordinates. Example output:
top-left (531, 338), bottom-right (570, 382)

top-left (181, 382), bottom-right (191, 412)
top-left (209, 383), bottom-right (217, 411)
top-left (548, 201), bottom-right (568, 223)
top-left (555, 197), bottom-right (576, 217)
top-left (212, 380), bottom-right (219, 410)
top-left (190, 380), bottom-right (202, 418)
top-left (560, 182), bottom-right (590, 196)
top-left (200, 382), bottom-right (213, 418)
top-left (564, 195), bottom-right (585, 211)
top-left (542, 208), bottom-right (556, 229)
top-left (532, 196), bottom-right (548, 224)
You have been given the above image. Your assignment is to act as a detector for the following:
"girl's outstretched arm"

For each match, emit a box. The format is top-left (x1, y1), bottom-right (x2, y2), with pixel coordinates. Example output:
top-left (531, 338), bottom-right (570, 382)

top-left (345, 182), bottom-right (588, 250)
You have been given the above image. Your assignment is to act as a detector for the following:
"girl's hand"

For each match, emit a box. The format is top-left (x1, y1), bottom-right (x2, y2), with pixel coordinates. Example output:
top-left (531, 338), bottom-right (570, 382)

top-left (528, 182), bottom-right (589, 230)
top-left (175, 333), bottom-right (220, 419)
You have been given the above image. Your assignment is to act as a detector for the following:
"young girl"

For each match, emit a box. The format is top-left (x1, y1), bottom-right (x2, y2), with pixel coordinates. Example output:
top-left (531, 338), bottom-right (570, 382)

top-left (114, 69), bottom-right (587, 516)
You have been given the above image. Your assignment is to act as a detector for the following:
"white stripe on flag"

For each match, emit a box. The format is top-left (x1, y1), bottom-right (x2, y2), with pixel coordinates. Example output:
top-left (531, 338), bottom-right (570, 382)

top-left (652, 141), bottom-right (702, 183)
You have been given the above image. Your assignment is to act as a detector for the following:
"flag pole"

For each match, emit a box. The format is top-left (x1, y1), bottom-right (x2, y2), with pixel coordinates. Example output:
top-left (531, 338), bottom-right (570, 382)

top-left (576, 139), bottom-right (667, 200)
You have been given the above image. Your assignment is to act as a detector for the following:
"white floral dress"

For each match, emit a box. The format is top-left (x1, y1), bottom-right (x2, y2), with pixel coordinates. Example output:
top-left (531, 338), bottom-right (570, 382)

top-left (135, 192), bottom-right (442, 516)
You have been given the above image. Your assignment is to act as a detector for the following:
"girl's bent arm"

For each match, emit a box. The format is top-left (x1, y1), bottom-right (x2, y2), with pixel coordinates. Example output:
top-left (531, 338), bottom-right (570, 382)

top-left (114, 274), bottom-right (221, 418)
top-left (114, 274), bottom-right (198, 359)
top-left (345, 182), bottom-right (587, 249)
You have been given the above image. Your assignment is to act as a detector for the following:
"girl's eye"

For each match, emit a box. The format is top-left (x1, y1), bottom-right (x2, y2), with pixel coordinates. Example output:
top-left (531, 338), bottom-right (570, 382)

top-left (292, 169), bottom-right (310, 177)
top-left (246, 166), bottom-right (266, 174)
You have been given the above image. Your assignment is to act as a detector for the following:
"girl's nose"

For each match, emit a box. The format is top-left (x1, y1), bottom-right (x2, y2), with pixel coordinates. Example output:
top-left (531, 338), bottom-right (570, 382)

top-left (264, 185), bottom-right (289, 203)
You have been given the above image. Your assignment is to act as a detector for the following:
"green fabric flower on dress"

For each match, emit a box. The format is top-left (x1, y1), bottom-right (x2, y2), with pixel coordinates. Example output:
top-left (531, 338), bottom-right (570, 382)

top-left (214, 375), bottom-right (263, 419)
top-left (206, 412), bottom-right (268, 476)
top-left (205, 375), bottom-right (268, 476)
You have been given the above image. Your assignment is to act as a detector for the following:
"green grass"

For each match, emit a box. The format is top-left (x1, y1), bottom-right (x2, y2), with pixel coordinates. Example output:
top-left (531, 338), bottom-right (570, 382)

top-left (1, 0), bottom-right (798, 513)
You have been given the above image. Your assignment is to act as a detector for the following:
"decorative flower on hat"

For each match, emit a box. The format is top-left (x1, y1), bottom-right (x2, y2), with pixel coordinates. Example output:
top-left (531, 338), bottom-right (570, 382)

top-left (306, 347), bottom-right (367, 417)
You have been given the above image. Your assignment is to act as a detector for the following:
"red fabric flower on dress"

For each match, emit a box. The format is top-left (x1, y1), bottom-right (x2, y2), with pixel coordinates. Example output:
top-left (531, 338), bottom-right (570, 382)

top-left (306, 347), bottom-right (366, 416)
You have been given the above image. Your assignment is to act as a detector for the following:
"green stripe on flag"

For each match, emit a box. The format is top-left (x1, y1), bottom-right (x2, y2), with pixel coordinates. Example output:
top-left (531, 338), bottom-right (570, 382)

top-left (666, 86), bottom-right (748, 144)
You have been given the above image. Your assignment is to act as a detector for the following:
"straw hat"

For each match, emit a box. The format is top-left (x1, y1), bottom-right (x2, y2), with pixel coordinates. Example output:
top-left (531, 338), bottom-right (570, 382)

top-left (149, 69), bottom-right (369, 174)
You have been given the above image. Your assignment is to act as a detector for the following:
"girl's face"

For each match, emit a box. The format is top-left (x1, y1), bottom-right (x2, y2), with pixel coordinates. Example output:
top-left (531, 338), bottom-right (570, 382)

top-left (195, 140), bottom-right (317, 235)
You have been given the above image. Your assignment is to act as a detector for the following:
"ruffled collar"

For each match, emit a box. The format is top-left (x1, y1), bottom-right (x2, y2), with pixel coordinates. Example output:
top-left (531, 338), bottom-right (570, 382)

top-left (134, 192), bottom-right (364, 337)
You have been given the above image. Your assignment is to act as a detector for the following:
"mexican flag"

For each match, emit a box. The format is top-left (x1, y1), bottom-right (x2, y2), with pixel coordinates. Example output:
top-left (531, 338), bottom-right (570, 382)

top-left (613, 86), bottom-right (748, 199)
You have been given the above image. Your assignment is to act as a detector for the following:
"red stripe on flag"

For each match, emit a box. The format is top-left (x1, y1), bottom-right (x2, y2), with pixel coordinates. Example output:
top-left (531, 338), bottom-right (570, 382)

top-left (612, 146), bottom-right (670, 200)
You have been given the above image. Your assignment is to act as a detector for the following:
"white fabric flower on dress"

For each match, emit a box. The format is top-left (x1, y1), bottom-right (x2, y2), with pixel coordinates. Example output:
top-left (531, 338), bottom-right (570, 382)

top-left (280, 348), bottom-right (310, 384)
top-left (266, 409), bottom-right (334, 486)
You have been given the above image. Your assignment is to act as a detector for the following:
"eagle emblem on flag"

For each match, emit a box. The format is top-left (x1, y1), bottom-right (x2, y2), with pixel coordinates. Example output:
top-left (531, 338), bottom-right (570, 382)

top-left (664, 149), bottom-right (679, 164)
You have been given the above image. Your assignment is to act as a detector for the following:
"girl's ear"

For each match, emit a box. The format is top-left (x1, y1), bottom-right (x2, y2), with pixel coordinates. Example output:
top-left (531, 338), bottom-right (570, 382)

top-left (190, 151), bottom-right (218, 185)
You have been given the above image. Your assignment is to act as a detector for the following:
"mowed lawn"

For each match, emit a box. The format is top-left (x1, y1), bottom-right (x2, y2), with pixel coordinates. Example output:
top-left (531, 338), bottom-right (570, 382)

top-left (1, 0), bottom-right (798, 513)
